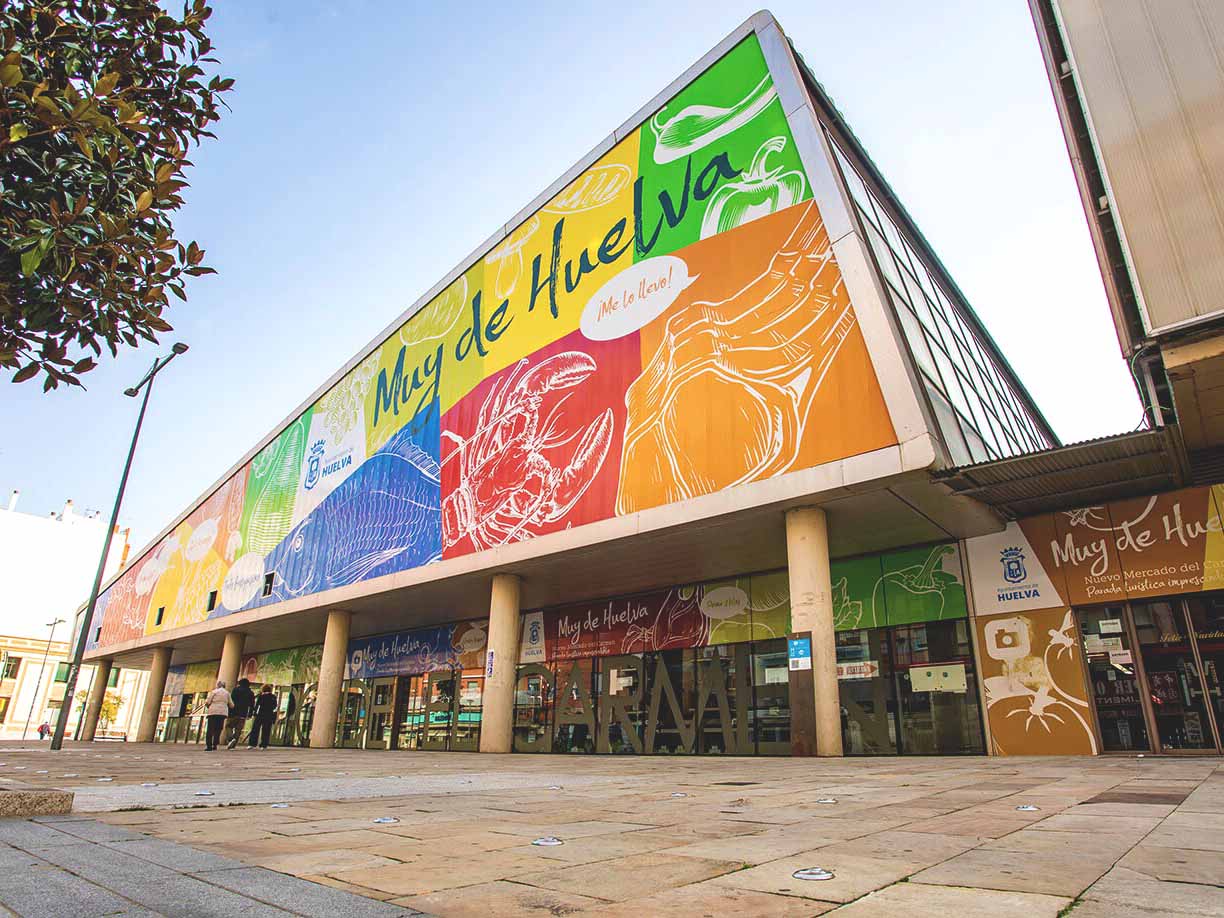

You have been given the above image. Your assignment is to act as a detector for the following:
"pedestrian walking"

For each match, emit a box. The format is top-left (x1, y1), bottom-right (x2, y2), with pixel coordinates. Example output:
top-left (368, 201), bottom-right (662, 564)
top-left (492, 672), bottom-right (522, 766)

top-left (249, 684), bottom-right (278, 749)
top-left (204, 680), bottom-right (232, 751)
top-left (37, 722), bottom-right (50, 740)
top-left (226, 678), bottom-right (255, 749)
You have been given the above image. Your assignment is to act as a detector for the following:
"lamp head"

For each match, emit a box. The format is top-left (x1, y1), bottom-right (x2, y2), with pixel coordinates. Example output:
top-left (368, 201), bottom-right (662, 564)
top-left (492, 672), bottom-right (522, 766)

top-left (171, 342), bottom-right (189, 355)
top-left (123, 387), bottom-right (139, 398)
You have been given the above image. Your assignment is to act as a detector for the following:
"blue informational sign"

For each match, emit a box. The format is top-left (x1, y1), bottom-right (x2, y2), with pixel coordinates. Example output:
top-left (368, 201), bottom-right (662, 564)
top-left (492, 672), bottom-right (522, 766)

top-left (788, 636), bottom-right (812, 671)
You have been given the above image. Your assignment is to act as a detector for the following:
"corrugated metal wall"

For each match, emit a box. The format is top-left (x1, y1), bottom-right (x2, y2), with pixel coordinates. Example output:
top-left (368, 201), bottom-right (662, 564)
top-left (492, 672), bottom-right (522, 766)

top-left (1056, 0), bottom-right (1224, 335)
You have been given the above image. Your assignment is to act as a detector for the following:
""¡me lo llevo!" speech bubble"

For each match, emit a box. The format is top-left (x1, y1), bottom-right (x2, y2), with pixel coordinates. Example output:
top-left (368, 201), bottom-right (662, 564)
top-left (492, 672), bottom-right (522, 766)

top-left (580, 256), bottom-right (697, 341)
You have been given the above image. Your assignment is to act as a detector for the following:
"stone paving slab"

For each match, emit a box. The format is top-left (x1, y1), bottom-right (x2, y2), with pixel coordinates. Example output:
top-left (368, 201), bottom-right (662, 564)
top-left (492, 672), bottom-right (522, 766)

top-left (0, 742), bottom-right (1220, 916)
top-left (0, 816), bottom-right (427, 917)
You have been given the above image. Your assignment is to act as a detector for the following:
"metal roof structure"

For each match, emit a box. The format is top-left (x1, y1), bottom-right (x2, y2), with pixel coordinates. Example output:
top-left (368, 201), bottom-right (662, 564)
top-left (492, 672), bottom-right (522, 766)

top-left (933, 427), bottom-right (1186, 518)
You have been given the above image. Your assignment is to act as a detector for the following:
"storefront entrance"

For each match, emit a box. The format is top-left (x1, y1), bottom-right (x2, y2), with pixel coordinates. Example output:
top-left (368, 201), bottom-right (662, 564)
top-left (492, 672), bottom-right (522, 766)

top-left (512, 640), bottom-right (791, 755)
top-left (336, 669), bottom-right (484, 751)
top-left (1077, 596), bottom-right (1224, 754)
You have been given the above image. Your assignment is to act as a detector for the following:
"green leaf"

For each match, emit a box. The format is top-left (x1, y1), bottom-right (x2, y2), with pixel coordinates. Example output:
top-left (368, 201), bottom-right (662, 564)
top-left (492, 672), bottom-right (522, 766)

top-left (9, 123), bottom-right (29, 142)
top-left (0, 63), bottom-right (21, 88)
top-left (20, 246), bottom-right (46, 276)
top-left (11, 364), bottom-right (40, 384)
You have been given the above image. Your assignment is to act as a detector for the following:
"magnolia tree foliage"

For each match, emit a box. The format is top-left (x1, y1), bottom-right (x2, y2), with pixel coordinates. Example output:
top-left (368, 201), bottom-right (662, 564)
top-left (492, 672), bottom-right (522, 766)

top-left (0, 0), bottom-right (232, 390)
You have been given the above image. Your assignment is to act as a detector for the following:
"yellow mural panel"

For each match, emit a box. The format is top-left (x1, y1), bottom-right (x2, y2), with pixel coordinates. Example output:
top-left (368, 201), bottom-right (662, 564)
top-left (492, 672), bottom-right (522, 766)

top-left (481, 133), bottom-right (639, 379)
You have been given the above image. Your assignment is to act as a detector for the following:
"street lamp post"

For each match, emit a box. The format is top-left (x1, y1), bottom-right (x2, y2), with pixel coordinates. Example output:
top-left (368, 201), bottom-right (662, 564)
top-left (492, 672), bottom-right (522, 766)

top-left (23, 618), bottom-right (65, 741)
top-left (51, 343), bottom-right (189, 750)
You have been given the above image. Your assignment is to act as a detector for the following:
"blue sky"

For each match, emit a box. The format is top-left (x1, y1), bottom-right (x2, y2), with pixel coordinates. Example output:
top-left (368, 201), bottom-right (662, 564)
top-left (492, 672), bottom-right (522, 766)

top-left (1, 1), bottom-right (1140, 550)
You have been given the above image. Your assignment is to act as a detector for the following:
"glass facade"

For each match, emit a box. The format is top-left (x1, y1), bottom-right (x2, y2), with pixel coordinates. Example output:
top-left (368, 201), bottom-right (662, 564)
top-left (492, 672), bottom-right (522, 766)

top-left (513, 641), bottom-right (790, 755)
top-left (837, 619), bottom-right (985, 755)
top-left (826, 133), bottom-right (1053, 464)
top-left (336, 668), bottom-right (485, 752)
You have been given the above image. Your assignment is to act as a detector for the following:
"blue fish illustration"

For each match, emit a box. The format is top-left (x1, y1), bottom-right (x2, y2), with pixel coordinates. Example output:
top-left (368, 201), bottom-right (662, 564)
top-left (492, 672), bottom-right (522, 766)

top-left (219, 410), bottom-right (442, 614)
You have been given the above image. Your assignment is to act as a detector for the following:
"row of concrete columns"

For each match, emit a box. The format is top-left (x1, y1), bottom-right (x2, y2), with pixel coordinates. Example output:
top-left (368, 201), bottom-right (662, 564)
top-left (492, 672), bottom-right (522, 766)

top-left (86, 508), bottom-right (841, 756)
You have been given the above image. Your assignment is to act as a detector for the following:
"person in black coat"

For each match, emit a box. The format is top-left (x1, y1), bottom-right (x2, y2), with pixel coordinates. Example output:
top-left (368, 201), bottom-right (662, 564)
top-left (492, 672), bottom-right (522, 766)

top-left (249, 684), bottom-right (278, 749)
top-left (226, 678), bottom-right (255, 749)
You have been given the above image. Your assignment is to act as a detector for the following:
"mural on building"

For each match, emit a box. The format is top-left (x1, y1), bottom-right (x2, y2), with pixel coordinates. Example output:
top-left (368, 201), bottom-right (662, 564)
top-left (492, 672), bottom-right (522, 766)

top-left (518, 570), bottom-right (791, 664)
top-left (974, 609), bottom-right (1096, 756)
top-left (965, 485), bottom-right (1224, 615)
top-left (831, 543), bottom-right (968, 630)
top-left (346, 621), bottom-right (487, 679)
top-left (962, 485), bottom-right (1224, 756)
top-left (89, 34), bottom-right (897, 651)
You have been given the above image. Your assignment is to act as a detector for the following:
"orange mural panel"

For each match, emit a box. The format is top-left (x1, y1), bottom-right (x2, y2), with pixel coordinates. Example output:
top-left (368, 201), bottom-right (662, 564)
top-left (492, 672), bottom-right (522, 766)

top-left (1016, 514), bottom-right (1071, 605)
top-left (976, 607), bottom-right (1097, 755)
top-left (617, 200), bottom-right (896, 514)
top-left (1109, 488), bottom-right (1218, 598)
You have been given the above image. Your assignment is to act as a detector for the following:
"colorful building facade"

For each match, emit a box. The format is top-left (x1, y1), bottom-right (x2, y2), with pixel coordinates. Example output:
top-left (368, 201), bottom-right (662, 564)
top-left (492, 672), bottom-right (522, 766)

top-left (82, 14), bottom-right (1220, 758)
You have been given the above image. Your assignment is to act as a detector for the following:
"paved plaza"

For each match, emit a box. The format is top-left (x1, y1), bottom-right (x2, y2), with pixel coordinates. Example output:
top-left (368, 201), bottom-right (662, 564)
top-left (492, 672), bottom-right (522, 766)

top-left (0, 742), bottom-right (1221, 916)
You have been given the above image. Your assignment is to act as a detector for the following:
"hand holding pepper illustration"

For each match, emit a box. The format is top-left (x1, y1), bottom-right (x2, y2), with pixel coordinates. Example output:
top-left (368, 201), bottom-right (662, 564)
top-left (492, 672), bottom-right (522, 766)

top-left (616, 201), bottom-right (856, 514)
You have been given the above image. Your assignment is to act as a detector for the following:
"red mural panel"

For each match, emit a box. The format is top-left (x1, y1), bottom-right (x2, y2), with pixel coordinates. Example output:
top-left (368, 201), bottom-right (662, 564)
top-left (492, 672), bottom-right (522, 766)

top-left (542, 587), bottom-right (710, 662)
top-left (440, 329), bottom-right (639, 558)
top-left (97, 554), bottom-right (151, 646)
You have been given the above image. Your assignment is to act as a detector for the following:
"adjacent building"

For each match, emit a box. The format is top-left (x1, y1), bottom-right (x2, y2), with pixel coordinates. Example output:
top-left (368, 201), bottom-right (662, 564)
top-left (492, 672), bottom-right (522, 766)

top-left (0, 495), bottom-right (146, 739)
top-left (79, 11), bottom-right (1224, 757)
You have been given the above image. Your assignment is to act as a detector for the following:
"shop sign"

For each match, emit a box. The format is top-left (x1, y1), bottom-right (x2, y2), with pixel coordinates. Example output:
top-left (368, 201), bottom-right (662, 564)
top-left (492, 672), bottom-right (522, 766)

top-left (1099, 618), bottom-right (1123, 634)
top-left (1109, 650), bottom-right (1133, 665)
top-left (909, 662), bottom-right (967, 693)
top-left (836, 660), bottom-right (879, 680)
top-left (485, 649), bottom-right (495, 678)
top-left (788, 637), bottom-right (812, 671)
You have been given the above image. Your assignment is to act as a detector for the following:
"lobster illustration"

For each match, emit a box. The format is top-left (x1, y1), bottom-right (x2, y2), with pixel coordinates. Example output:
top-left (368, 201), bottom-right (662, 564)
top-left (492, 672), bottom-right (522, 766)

top-left (442, 351), bottom-right (615, 552)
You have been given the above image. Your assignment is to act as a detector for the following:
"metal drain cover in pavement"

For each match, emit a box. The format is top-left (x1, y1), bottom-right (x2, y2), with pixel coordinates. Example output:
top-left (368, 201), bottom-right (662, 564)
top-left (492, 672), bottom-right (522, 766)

top-left (793, 868), bottom-right (835, 881)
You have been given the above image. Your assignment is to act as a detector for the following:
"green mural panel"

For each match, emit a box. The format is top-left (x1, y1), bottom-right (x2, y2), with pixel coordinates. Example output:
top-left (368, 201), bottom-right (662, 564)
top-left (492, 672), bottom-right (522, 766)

top-left (635, 34), bottom-right (810, 260)
top-left (880, 544), bottom-right (967, 626)
top-left (831, 555), bottom-right (885, 631)
top-left (239, 409), bottom-right (312, 557)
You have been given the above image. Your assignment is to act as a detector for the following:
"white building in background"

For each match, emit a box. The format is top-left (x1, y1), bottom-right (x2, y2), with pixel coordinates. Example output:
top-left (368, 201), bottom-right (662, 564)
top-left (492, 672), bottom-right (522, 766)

top-left (0, 492), bottom-right (146, 739)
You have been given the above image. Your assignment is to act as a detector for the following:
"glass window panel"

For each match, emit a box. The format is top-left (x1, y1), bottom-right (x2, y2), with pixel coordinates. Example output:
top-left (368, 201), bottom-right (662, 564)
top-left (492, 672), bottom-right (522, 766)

top-left (598, 655), bottom-right (646, 754)
top-left (894, 298), bottom-right (938, 381)
top-left (513, 665), bottom-right (554, 753)
top-left (554, 659), bottom-right (597, 754)
top-left (1076, 607), bottom-right (1150, 752)
top-left (1184, 594), bottom-right (1224, 744)
top-left (893, 620), bottom-right (985, 754)
top-left (750, 639), bottom-right (790, 754)
top-left (837, 628), bottom-right (897, 754)
top-left (1132, 600), bottom-right (1214, 750)
top-left (865, 221), bottom-right (905, 295)
top-left (644, 649), bottom-right (696, 754)
top-left (925, 379), bottom-right (972, 467)
top-left (959, 413), bottom-right (992, 464)
top-left (696, 643), bottom-right (751, 754)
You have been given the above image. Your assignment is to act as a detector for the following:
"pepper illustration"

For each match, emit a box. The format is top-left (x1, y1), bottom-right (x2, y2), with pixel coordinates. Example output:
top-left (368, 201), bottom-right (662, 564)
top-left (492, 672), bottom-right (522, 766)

top-left (650, 73), bottom-right (777, 165)
top-left (699, 137), bottom-right (806, 239)
top-left (876, 545), bottom-right (961, 622)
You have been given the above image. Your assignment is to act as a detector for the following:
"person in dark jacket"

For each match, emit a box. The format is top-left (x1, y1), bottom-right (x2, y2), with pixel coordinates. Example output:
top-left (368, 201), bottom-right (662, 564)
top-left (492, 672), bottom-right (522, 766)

top-left (249, 684), bottom-right (278, 749)
top-left (226, 678), bottom-right (255, 749)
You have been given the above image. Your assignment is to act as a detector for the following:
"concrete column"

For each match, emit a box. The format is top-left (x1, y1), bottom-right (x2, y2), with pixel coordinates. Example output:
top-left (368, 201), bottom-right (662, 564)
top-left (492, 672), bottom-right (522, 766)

top-left (479, 573), bottom-right (522, 754)
top-left (785, 507), bottom-right (842, 757)
top-left (217, 632), bottom-right (244, 691)
top-left (309, 610), bottom-right (351, 749)
top-left (135, 646), bottom-right (173, 743)
top-left (79, 658), bottom-right (112, 742)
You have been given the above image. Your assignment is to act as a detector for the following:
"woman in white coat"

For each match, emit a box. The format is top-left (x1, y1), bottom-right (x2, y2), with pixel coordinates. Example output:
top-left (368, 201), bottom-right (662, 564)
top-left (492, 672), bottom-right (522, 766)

top-left (204, 680), bottom-right (232, 751)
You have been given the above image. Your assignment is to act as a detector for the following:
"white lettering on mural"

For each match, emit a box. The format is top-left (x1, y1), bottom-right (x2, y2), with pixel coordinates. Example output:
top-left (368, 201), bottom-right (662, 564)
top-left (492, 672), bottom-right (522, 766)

top-left (1049, 498), bottom-right (1223, 577)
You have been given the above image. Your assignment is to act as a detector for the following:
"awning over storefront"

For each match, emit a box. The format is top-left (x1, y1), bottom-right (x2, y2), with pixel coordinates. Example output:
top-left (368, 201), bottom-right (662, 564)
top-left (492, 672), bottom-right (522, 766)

top-left (934, 427), bottom-right (1187, 518)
